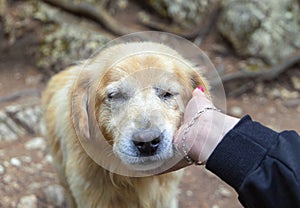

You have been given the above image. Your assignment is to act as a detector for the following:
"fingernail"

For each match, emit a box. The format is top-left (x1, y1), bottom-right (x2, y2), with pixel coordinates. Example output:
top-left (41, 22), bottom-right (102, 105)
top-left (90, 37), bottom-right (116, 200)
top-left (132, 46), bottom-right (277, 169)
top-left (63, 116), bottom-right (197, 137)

top-left (197, 86), bottom-right (204, 92)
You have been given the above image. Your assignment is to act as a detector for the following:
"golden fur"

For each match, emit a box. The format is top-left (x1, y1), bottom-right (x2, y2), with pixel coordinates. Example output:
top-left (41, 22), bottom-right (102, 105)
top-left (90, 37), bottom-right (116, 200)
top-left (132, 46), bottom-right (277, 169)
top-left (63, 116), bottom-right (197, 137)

top-left (42, 42), bottom-right (209, 208)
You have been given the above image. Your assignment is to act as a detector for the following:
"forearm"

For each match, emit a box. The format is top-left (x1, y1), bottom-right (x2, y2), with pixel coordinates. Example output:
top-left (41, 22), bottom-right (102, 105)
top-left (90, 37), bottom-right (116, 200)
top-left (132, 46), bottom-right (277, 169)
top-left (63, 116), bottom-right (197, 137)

top-left (206, 115), bottom-right (300, 207)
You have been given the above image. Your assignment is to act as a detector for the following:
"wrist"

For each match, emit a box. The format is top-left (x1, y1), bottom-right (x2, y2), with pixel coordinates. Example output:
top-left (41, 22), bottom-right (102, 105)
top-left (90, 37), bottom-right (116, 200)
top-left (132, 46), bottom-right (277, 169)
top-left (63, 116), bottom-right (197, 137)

top-left (189, 112), bottom-right (240, 164)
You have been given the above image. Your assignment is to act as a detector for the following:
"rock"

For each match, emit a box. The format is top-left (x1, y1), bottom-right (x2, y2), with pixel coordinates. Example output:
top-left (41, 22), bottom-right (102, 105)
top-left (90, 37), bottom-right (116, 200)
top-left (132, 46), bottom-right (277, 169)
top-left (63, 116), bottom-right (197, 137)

top-left (267, 107), bottom-right (276, 115)
top-left (17, 195), bottom-right (38, 208)
top-left (116, 0), bottom-right (128, 10)
top-left (217, 186), bottom-right (232, 198)
top-left (0, 122), bottom-right (18, 142)
top-left (280, 89), bottom-right (298, 99)
top-left (4, 105), bottom-right (22, 115)
top-left (10, 157), bottom-right (21, 167)
top-left (0, 164), bottom-right (4, 174)
top-left (38, 121), bottom-right (47, 136)
top-left (3, 175), bottom-right (12, 183)
top-left (20, 156), bottom-right (32, 163)
top-left (9, 105), bottom-right (45, 135)
top-left (0, 111), bottom-right (24, 134)
top-left (283, 98), bottom-right (300, 108)
top-left (14, 107), bottom-right (38, 134)
top-left (268, 88), bottom-right (281, 99)
top-left (3, 160), bottom-right (10, 167)
top-left (44, 154), bottom-right (53, 163)
top-left (25, 137), bottom-right (47, 151)
top-left (38, 23), bottom-right (111, 74)
top-left (230, 106), bottom-right (243, 117)
top-left (186, 190), bottom-right (193, 197)
top-left (29, 182), bottom-right (44, 190)
top-left (255, 82), bottom-right (264, 95)
top-left (33, 163), bottom-right (43, 170)
top-left (1, 105), bottom-right (46, 137)
top-left (291, 76), bottom-right (300, 90)
top-left (43, 184), bottom-right (66, 207)
top-left (218, 0), bottom-right (300, 65)
top-left (238, 58), bottom-right (267, 73)
top-left (0, 111), bottom-right (22, 141)
top-left (34, 1), bottom-right (111, 74)
top-left (25, 74), bottom-right (43, 86)
top-left (32, 106), bottom-right (46, 135)
top-left (257, 97), bottom-right (267, 105)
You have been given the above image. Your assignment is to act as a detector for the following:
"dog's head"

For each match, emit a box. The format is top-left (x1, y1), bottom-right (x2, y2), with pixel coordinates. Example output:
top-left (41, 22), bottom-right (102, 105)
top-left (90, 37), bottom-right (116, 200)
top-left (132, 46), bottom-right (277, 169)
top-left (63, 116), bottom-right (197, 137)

top-left (73, 42), bottom-right (209, 171)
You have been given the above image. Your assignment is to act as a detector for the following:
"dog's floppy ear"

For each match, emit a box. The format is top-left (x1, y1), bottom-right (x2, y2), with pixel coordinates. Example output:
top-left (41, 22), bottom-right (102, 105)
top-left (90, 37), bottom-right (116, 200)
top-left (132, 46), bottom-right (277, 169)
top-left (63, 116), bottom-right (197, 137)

top-left (190, 69), bottom-right (210, 95)
top-left (71, 79), bottom-right (91, 140)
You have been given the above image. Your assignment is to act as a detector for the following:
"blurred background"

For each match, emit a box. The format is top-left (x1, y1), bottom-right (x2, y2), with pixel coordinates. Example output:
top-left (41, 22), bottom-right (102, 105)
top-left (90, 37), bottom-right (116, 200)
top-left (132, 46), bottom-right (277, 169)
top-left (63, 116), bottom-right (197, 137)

top-left (0, 0), bottom-right (299, 207)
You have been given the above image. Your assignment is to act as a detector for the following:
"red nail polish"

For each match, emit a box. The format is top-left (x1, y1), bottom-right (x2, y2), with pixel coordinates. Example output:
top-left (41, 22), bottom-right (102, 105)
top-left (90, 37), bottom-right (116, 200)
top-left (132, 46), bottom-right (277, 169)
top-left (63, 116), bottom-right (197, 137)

top-left (198, 86), bottom-right (204, 92)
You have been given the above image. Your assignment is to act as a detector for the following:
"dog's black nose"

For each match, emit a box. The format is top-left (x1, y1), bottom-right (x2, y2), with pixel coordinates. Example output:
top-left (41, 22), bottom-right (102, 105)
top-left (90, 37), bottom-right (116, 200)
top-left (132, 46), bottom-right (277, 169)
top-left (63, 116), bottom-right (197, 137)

top-left (132, 128), bottom-right (162, 156)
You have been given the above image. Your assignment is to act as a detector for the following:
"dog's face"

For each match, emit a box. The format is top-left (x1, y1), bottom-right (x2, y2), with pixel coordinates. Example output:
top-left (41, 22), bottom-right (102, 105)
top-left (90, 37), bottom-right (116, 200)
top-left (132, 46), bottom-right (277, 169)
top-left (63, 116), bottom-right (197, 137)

top-left (74, 43), bottom-right (209, 171)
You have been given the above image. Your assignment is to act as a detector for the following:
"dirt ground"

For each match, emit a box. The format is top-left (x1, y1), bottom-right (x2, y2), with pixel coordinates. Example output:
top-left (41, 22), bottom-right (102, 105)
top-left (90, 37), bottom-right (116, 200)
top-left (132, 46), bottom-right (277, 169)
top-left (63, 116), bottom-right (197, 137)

top-left (0, 2), bottom-right (300, 208)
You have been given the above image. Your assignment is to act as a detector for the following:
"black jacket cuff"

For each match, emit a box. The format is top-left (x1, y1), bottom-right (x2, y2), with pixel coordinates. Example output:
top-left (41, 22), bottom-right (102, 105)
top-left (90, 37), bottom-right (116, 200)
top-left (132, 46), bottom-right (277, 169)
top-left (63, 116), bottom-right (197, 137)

top-left (206, 115), bottom-right (279, 190)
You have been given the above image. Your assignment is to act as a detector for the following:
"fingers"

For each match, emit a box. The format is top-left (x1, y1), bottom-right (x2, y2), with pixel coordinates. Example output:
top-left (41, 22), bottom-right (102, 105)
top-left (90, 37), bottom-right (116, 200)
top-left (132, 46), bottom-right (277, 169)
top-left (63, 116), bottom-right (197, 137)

top-left (192, 86), bottom-right (208, 98)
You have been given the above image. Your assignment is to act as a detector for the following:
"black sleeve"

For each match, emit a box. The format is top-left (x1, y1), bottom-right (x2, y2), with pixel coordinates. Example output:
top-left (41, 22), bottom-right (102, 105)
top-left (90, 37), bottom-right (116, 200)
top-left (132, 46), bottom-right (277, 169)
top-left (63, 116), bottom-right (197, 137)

top-left (206, 115), bottom-right (300, 208)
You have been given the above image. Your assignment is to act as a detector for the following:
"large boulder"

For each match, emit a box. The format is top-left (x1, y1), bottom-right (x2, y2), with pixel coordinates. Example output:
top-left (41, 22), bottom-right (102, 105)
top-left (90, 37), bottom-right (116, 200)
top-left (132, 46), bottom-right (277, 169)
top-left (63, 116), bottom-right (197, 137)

top-left (218, 0), bottom-right (300, 65)
top-left (143, 0), bottom-right (213, 28)
top-left (33, 2), bottom-right (112, 74)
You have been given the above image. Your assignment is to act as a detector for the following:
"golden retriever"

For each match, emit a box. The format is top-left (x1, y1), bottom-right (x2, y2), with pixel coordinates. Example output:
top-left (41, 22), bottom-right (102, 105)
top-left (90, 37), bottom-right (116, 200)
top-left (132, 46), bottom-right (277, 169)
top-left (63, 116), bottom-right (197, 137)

top-left (42, 42), bottom-right (209, 208)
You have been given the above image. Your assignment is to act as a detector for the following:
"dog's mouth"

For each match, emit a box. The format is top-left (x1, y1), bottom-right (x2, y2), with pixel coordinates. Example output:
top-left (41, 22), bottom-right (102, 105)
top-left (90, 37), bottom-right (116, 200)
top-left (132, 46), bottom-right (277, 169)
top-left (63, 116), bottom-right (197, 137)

top-left (117, 151), bottom-right (173, 171)
top-left (114, 129), bottom-right (174, 171)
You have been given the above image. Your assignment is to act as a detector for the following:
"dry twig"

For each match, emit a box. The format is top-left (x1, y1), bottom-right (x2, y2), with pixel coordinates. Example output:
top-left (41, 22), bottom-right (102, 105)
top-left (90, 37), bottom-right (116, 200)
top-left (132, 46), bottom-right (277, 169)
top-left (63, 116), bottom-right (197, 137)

top-left (41, 0), bottom-right (137, 36)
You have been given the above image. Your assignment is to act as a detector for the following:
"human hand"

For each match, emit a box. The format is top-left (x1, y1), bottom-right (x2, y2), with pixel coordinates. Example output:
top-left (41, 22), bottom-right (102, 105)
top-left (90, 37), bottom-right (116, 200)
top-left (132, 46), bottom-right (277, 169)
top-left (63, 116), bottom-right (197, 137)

top-left (166, 87), bottom-right (240, 172)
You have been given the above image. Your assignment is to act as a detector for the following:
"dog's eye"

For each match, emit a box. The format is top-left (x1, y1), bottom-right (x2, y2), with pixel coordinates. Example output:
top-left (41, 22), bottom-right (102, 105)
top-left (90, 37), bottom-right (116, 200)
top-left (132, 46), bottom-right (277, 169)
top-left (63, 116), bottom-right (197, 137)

top-left (107, 91), bottom-right (124, 101)
top-left (156, 88), bottom-right (175, 101)
top-left (161, 91), bottom-right (173, 100)
top-left (155, 87), bottom-right (175, 101)
top-left (107, 92), bottom-right (115, 99)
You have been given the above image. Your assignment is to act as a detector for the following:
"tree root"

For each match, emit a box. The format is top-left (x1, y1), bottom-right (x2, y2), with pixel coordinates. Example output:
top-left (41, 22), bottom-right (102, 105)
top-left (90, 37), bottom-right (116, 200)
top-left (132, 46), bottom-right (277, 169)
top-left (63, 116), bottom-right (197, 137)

top-left (41, 0), bottom-right (137, 36)
top-left (222, 49), bottom-right (300, 83)
top-left (219, 49), bottom-right (300, 97)
top-left (138, 5), bottom-right (221, 42)
top-left (0, 89), bottom-right (40, 103)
